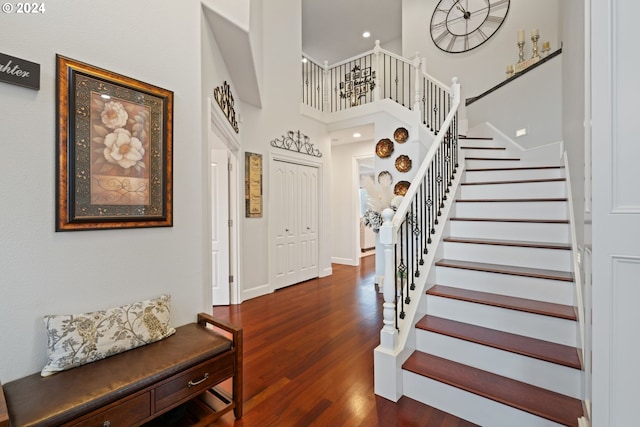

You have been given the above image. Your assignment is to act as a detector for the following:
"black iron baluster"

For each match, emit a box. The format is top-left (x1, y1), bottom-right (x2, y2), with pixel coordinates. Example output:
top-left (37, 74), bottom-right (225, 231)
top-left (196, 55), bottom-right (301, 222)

top-left (398, 223), bottom-right (406, 320)
top-left (413, 193), bottom-right (422, 276)
top-left (401, 61), bottom-right (405, 107)
top-left (422, 174), bottom-right (429, 255)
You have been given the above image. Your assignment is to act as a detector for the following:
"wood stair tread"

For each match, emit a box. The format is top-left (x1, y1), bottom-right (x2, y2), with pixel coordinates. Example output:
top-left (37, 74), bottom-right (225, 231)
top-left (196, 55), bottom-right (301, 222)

top-left (416, 315), bottom-right (582, 369)
top-left (443, 236), bottom-right (571, 250)
top-left (459, 136), bottom-right (494, 140)
top-left (435, 259), bottom-right (574, 282)
top-left (456, 197), bottom-right (567, 203)
top-left (427, 285), bottom-right (577, 320)
top-left (466, 166), bottom-right (564, 172)
top-left (450, 217), bottom-right (569, 224)
top-left (461, 177), bottom-right (566, 186)
top-left (403, 352), bottom-right (583, 426)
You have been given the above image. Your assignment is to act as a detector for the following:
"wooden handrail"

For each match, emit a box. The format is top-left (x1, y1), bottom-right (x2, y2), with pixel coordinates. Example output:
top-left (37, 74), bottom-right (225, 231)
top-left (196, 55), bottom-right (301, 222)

top-left (465, 48), bottom-right (562, 107)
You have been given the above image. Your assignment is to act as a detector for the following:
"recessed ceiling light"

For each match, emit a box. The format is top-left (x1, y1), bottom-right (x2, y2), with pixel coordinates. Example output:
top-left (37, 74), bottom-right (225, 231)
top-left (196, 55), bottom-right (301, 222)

top-left (301, 57), bottom-right (308, 63)
top-left (353, 133), bottom-right (362, 138)
top-left (362, 31), bottom-right (371, 38)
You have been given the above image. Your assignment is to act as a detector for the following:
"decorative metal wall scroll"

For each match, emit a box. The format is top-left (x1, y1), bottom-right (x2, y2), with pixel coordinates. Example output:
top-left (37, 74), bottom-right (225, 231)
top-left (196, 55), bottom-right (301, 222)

top-left (270, 130), bottom-right (322, 158)
top-left (213, 81), bottom-right (239, 133)
top-left (339, 65), bottom-right (375, 106)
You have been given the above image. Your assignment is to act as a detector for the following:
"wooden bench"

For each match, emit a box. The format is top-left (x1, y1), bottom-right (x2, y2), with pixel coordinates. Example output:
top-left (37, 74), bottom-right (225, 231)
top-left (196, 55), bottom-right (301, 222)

top-left (0, 313), bottom-right (242, 427)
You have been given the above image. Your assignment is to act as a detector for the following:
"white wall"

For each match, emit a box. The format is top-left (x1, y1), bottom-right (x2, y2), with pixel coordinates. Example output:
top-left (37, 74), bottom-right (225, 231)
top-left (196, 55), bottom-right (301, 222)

top-left (0, 0), bottom-right (207, 382)
top-left (402, 0), bottom-right (560, 123)
top-left (559, 0), bottom-right (586, 248)
top-left (331, 141), bottom-right (374, 265)
top-left (237, 0), bottom-right (333, 300)
top-left (466, 54), bottom-right (563, 149)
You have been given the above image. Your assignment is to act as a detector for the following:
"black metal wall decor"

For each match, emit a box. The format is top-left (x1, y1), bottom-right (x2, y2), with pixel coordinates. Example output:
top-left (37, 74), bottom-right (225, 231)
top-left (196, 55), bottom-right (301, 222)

top-left (213, 81), bottom-right (239, 133)
top-left (339, 65), bottom-right (375, 106)
top-left (270, 130), bottom-right (322, 158)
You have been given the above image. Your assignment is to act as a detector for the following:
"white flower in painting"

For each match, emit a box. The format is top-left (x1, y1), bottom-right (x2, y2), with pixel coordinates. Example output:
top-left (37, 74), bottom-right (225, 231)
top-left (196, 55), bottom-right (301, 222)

top-left (103, 128), bottom-right (145, 169)
top-left (100, 101), bottom-right (128, 129)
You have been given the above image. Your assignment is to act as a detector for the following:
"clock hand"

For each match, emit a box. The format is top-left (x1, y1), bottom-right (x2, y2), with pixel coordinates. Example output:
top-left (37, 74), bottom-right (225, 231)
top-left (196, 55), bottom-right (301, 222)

top-left (446, 4), bottom-right (492, 25)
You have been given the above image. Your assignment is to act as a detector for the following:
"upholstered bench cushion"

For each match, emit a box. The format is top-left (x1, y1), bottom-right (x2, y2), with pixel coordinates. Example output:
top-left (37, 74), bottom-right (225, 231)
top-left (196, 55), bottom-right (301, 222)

top-left (3, 323), bottom-right (231, 427)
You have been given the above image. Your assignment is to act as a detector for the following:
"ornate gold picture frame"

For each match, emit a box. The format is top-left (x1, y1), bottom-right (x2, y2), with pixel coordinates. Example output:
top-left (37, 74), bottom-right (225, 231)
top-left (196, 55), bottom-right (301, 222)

top-left (56, 55), bottom-right (173, 231)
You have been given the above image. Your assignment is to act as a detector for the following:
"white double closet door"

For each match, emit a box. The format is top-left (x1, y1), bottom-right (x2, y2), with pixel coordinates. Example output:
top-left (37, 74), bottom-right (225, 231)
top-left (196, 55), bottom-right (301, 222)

top-left (272, 159), bottom-right (319, 290)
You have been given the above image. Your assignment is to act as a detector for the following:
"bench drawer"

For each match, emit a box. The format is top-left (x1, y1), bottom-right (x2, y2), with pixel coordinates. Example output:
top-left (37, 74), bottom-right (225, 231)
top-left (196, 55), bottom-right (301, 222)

top-left (70, 392), bottom-right (150, 427)
top-left (155, 352), bottom-right (234, 412)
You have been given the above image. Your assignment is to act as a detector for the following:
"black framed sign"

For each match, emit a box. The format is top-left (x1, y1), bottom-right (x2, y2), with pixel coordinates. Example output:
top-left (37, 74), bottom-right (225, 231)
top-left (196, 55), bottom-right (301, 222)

top-left (0, 52), bottom-right (40, 90)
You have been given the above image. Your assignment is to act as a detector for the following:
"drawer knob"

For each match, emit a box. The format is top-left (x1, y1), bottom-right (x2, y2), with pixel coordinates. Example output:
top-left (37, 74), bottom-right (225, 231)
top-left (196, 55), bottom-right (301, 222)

top-left (103, 422), bottom-right (111, 427)
top-left (187, 372), bottom-right (209, 387)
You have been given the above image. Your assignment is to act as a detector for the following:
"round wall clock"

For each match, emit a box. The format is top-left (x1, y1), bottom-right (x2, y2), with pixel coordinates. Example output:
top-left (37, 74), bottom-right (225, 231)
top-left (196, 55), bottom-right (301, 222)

top-left (430, 0), bottom-right (510, 53)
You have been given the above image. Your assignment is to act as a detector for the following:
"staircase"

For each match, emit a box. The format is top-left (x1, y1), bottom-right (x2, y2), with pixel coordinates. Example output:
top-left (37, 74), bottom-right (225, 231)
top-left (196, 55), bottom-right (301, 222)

top-left (401, 137), bottom-right (584, 426)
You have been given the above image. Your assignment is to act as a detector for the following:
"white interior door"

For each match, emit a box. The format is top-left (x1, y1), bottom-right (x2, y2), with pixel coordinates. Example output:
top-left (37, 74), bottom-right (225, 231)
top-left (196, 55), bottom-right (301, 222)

top-left (211, 149), bottom-right (230, 305)
top-left (272, 159), bottom-right (319, 290)
top-left (592, 1), bottom-right (640, 424)
top-left (298, 164), bottom-right (319, 282)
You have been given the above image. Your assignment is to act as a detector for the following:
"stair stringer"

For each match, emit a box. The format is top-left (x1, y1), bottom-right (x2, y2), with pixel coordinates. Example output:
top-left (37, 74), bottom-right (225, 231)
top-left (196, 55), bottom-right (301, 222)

top-left (373, 161), bottom-right (465, 402)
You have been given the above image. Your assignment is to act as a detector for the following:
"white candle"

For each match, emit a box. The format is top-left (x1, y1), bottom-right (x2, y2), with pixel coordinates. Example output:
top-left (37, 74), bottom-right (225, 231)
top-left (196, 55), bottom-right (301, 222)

top-left (532, 28), bottom-right (539, 37)
top-left (518, 29), bottom-right (525, 43)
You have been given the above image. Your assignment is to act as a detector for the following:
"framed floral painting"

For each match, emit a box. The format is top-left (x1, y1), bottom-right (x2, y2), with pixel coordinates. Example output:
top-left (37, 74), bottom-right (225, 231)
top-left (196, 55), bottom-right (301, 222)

top-left (56, 55), bottom-right (173, 231)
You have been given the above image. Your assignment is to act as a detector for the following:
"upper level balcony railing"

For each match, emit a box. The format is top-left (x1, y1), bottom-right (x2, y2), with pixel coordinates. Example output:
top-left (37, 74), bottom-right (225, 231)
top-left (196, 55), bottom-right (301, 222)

top-left (302, 41), bottom-right (454, 135)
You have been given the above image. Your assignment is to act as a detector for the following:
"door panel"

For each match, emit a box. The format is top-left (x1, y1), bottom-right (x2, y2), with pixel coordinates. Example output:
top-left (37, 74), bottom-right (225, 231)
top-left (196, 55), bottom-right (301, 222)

top-left (272, 162), bottom-right (287, 287)
top-left (211, 149), bottom-right (229, 305)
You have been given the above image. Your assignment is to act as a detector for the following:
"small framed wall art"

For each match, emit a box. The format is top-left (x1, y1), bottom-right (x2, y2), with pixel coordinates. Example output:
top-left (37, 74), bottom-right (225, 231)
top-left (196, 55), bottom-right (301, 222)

top-left (245, 152), bottom-right (263, 218)
top-left (56, 55), bottom-right (173, 231)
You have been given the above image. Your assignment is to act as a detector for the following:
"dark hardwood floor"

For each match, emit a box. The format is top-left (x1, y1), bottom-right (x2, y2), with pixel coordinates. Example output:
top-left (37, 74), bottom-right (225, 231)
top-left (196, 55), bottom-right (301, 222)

top-left (200, 256), bottom-right (477, 427)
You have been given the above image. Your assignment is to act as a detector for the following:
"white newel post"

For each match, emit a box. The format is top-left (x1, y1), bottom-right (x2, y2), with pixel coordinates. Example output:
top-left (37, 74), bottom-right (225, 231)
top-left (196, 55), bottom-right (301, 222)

top-left (373, 40), bottom-right (381, 102)
top-left (379, 208), bottom-right (398, 350)
top-left (323, 60), bottom-right (329, 113)
top-left (413, 52), bottom-right (422, 113)
top-left (451, 76), bottom-right (460, 107)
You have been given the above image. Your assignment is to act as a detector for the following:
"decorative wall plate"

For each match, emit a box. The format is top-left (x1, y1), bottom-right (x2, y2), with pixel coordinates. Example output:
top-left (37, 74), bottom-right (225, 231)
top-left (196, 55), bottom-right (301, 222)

top-left (377, 170), bottom-right (392, 184)
top-left (375, 138), bottom-right (394, 158)
top-left (395, 155), bottom-right (412, 173)
top-left (393, 127), bottom-right (409, 144)
top-left (394, 181), bottom-right (410, 196)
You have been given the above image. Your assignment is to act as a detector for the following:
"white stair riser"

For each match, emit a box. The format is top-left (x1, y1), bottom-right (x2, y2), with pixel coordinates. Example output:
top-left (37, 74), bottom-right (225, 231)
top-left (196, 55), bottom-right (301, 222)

top-left (464, 160), bottom-right (538, 169)
top-left (460, 181), bottom-right (567, 199)
top-left (449, 220), bottom-right (570, 244)
top-left (414, 331), bottom-right (582, 399)
top-left (403, 371), bottom-right (566, 427)
top-left (455, 201), bottom-right (568, 220)
top-left (464, 168), bottom-right (566, 183)
top-left (462, 149), bottom-right (517, 158)
top-left (426, 295), bottom-right (577, 346)
top-left (435, 266), bottom-right (574, 305)
top-left (458, 139), bottom-right (505, 148)
top-left (443, 241), bottom-right (572, 272)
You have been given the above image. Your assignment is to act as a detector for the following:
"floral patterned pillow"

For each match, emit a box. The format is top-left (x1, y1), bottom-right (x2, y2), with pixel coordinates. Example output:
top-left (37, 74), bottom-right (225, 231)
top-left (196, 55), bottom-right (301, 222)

top-left (41, 294), bottom-right (176, 377)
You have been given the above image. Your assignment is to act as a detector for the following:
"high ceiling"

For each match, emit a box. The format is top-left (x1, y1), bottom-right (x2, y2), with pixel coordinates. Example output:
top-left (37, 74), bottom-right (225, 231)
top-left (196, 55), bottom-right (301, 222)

top-left (302, 0), bottom-right (402, 65)
top-left (302, 0), bottom-right (402, 146)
